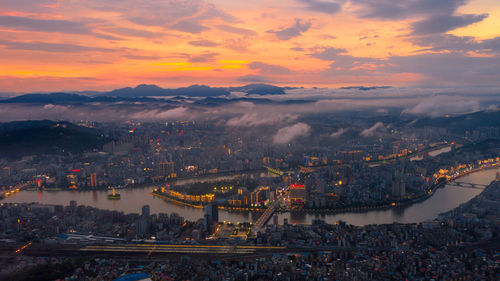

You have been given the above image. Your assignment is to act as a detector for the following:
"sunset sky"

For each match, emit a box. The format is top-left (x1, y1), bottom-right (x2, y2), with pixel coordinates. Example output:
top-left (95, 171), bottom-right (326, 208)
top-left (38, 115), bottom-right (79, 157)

top-left (0, 0), bottom-right (499, 92)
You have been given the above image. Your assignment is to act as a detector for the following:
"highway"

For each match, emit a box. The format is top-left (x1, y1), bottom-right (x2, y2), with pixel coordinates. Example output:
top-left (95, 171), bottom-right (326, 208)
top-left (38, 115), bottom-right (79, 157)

top-left (0, 243), bottom-right (287, 260)
top-left (1, 242), bottom-right (416, 261)
top-left (82, 244), bottom-right (284, 255)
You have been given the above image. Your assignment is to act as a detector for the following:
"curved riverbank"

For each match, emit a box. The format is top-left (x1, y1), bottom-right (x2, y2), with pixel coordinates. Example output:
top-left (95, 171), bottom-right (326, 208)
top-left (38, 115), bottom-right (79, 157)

top-left (150, 164), bottom-right (498, 217)
top-left (2, 167), bottom-right (498, 226)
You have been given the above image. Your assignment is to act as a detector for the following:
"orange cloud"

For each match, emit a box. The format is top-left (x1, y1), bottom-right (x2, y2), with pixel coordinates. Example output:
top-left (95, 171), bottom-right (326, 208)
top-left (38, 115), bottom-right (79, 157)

top-left (0, 0), bottom-right (497, 92)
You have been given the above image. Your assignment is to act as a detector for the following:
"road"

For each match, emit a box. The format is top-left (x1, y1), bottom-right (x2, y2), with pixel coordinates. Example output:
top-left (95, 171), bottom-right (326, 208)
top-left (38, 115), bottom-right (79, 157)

top-left (254, 192), bottom-right (288, 229)
top-left (0, 243), bottom-right (287, 260)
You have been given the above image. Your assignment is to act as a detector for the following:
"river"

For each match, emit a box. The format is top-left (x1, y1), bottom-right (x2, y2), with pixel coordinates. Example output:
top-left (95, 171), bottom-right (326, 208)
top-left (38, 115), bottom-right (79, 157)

top-left (2, 168), bottom-right (497, 226)
top-left (410, 145), bottom-right (452, 161)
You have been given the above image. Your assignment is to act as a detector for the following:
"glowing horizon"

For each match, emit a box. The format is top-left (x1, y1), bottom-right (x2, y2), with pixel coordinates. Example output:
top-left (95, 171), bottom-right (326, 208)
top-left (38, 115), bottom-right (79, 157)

top-left (0, 0), bottom-right (499, 92)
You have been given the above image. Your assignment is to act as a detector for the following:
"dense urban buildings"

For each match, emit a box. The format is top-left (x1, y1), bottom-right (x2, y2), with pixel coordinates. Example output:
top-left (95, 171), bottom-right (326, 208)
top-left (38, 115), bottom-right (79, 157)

top-left (0, 110), bottom-right (499, 280)
top-left (1, 0), bottom-right (500, 279)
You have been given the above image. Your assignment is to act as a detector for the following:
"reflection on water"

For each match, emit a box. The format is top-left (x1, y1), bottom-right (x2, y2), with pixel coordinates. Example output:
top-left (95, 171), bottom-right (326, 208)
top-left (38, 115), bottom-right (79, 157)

top-left (428, 146), bottom-right (451, 157)
top-left (410, 146), bottom-right (451, 161)
top-left (278, 168), bottom-right (496, 226)
top-left (288, 212), bottom-right (307, 224)
top-left (2, 168), bottom-right (498, 226)
top-left (391, 206), bottom-right (405, 218)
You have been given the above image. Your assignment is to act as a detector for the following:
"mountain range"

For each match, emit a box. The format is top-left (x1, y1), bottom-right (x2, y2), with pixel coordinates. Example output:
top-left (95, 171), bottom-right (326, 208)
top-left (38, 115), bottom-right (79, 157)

top-left (0, 83), bottom-right (290, 104)
top-left (100, 83), bottom-right (288, 98)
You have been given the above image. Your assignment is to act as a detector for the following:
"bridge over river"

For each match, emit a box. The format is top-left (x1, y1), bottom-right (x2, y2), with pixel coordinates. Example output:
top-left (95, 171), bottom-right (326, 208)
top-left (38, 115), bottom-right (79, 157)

top-left (0, 181), bottom-right (34, 199)
top-left (2, 168), bottom-right (498, 226)
top-left (447, 181), bottom-right (488, 189)
top-left (254, 204), bottom-right (276, 229)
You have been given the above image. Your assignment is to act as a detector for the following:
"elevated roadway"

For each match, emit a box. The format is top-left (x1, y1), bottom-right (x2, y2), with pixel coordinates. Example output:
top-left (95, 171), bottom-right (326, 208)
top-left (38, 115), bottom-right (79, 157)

top-left (446, 181), bottom-right (487, 189)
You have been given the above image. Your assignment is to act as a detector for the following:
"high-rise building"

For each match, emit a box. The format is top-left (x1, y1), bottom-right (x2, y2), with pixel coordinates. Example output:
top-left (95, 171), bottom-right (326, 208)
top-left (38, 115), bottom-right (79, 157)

top-left (391, 166), bottom-right (406, 199)
top-left (242, 194), bottom-right (250, 206)
top-left (273, 214), bottom-right (278, 226)
top-left (392, 178), bottom-right (406, 199)
top-left (204, 204), bottom-right (218, 234)
top-left (2, 167), bottom-right (11, 178)
top-left (250, 190), bottom-right (260, 204)
top-left (262, 157), bottom-right (270, 165)
top-left (341, 150), bottom-right (363, 162)
top-left (289, 184), bottom-right (307, 202)
top-left (90, 173), bottom-right (97, 187)
top-left (169, 212), bottom-right (184, 226)
top-left (157, 162), bottom-right (174, 177)
top-left (205, 204), bottom-right (218, 223)
top-left (67, 174), bottom-right (78, 189)
top-left (141, 205), bottom-right (150, 218)
top-left (135, 219), bottom-right (148, 237)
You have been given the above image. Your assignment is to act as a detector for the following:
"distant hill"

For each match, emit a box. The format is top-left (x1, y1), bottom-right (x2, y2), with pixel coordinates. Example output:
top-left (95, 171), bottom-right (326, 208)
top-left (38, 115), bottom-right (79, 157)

top-left (192, 97), bottom-right (278, 106)
top-left (192, 96), bottom-right (314, 107)
top-left (1, 84), bottom-right (292, 102)
top-left (0, 92), bottom-right (161, 104)
top-left (0, 120), bottom-right (109, 159)
top-left (340, 86), bottom-right (392, 91)
top-left (102, 84), bottom-right (230, 98)
top-left (101, 83), bottom-right (289, 98)
top-left (410, 110), bottom-right (500, 133)
top-left (2, 93), bottom-right (91, 103)
top-left (103, 84), bottom-right (169, 97)
top-left (228, 84), bottom-right (287, 95)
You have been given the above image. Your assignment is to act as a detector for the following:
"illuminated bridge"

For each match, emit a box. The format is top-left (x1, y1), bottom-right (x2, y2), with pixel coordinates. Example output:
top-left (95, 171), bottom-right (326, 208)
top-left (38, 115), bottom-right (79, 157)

top-left (0, 181), bottom-right (34, 198)
top-left (447, 181), bottom-right (488, 189)
top-left (263, 166), bottom-right (284, 176)
top-left (254, 203), bottom-right (277, 229)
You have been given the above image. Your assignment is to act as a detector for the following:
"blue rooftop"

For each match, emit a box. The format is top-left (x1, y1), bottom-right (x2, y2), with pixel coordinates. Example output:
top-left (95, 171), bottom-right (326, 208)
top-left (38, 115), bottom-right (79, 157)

top-left (113, 273), bottom-right (150, 281)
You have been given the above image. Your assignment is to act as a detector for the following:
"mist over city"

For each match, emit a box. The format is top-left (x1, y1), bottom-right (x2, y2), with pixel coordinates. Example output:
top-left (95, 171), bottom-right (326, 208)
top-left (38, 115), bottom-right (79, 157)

top-left (0, 0), bottom-right (499, 280)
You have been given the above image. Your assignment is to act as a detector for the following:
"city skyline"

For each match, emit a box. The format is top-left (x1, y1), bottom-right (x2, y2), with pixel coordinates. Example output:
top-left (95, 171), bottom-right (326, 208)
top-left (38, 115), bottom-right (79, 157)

top-left (0, 0), bottom-right (499, 92)
top-left (0, 1), bottom-right (499, 280)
